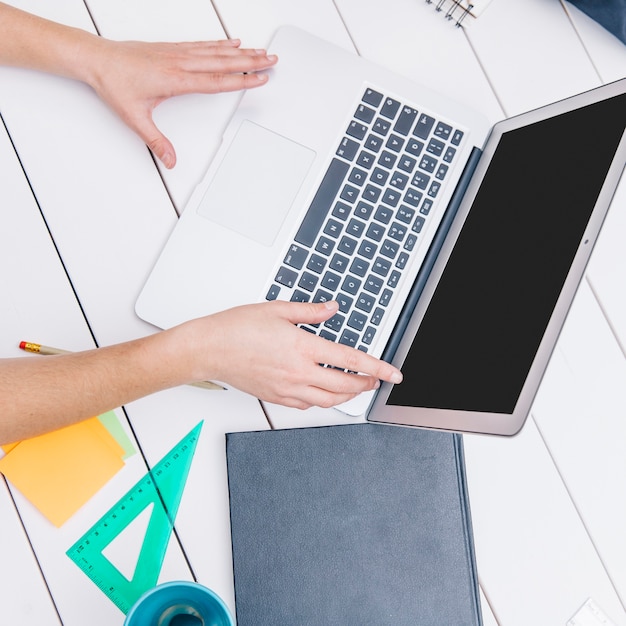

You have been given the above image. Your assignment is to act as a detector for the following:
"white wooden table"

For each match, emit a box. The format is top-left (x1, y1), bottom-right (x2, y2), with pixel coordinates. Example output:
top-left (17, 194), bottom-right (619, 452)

top-left (0, 1), bottom-right (625, 624)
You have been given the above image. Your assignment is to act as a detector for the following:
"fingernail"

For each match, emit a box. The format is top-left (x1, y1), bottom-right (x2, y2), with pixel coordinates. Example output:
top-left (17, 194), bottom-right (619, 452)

top-left (267, 54), bottom-right (278, 62)
top-left (391, 371), bottom-right (403, 384)
top-left (323, 300), bottom-right (337, 311)
top-left (162, 152), bottom-right (174, 169)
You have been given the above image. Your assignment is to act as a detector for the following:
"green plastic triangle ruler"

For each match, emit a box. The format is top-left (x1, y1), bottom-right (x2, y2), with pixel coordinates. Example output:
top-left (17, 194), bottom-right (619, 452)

top-left (66, 421), bottom-right (203, 614)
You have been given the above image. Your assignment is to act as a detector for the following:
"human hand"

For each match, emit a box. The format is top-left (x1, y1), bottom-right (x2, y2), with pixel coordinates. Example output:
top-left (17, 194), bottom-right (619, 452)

top-left (82, 37), bottom-right (277, 168)
top-left (185, 300), bottom-right (403, 410)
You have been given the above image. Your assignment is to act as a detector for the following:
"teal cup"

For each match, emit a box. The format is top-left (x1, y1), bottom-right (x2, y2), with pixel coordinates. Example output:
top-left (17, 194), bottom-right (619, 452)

top-left (123, 581), bottom-right (234, 626)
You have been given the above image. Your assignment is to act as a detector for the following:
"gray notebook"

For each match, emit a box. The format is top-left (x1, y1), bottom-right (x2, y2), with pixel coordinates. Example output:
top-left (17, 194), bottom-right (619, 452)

top-left (226, 423), bottom-right (482, 625)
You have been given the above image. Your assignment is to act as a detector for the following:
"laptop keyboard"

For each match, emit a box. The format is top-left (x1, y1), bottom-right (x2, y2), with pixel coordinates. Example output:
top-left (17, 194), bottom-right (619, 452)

top-left (265, 86), bottom-right (464, 356)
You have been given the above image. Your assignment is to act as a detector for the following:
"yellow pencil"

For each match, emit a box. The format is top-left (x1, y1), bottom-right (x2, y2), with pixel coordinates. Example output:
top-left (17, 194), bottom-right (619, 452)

top-left (19, 341), bottom-right (225, 391)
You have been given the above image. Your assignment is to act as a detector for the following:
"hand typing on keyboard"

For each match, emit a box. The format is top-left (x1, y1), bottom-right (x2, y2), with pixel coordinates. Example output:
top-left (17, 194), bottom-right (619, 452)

top-left (188, 300), bottom-right (403, 410)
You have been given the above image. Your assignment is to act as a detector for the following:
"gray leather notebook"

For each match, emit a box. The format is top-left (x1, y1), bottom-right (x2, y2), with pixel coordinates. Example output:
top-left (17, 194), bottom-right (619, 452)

top-left (226, 423), bottom-right (482, 625)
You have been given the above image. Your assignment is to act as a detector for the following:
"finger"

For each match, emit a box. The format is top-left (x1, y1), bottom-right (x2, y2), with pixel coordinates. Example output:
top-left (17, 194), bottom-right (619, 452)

top-left (132, 111), bottom-right (177, 169)
top-left (276, 300), bottom-right (339, 325)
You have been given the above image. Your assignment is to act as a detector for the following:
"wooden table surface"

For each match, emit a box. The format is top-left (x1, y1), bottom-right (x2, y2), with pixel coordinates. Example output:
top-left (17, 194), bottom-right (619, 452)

top-left (1, 1), bottom-right (625, 624)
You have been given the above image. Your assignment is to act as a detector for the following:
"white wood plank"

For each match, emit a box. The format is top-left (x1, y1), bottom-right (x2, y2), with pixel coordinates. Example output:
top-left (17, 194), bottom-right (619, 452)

top-left (562, 0), bottom-right (626, 83)
top-left (464, 419), bottom-right (626, 626)
top-left (211, 0), bottom-right (353, 51)
top-left (85, 0), bottom-right (241, 212)
top-left (532, 280), bottom-right (626, 606)
top-left (587, 172), bottom-right (626, 352)
top-left (466, 0), bottom-right (601, 116)
top-left (334, 0), bottom-right (504, 124)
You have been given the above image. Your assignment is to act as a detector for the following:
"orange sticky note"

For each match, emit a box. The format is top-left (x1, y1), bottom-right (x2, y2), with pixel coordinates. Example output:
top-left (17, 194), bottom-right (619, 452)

top-left (0, 417), bottom-right (125, 527)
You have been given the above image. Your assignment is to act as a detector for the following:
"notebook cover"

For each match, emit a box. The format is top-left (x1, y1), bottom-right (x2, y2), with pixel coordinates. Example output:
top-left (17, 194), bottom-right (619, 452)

top-left (226, 423), bottom-right (482, 625)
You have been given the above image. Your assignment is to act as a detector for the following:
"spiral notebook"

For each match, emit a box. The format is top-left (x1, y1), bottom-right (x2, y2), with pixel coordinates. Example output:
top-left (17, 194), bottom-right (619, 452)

top-left (424, 0), bottom-right (495, 27)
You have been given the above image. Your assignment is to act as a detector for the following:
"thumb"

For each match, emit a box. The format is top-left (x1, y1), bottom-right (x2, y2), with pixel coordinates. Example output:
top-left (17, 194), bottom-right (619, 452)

top-left (283, 300), bottom-right (339, 326)
top-left (132, 112), bottom-right (177, 169)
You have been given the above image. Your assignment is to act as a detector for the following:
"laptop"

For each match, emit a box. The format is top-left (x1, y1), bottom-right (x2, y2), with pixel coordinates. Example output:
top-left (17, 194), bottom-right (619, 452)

top-left (136, 25), bottom-right (626, 436)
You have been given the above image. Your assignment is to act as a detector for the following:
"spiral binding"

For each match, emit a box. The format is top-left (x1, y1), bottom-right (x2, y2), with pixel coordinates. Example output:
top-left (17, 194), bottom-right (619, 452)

top-left (425, 0), bottom-right (475, 27)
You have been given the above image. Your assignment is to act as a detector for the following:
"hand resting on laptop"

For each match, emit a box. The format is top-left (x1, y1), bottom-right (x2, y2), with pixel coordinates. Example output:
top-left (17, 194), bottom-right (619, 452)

top-left (0, 1), bottom-right (278, 169)
top-left (0, 301), bottom-right (402, 444)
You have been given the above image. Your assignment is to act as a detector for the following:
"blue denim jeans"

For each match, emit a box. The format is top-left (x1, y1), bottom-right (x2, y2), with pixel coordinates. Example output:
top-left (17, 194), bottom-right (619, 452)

top-left (569, 0), bottom-right (626, 44)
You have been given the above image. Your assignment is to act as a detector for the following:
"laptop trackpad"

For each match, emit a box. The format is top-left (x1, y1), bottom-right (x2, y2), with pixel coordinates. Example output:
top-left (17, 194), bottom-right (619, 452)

top-left (197, 120), bottom-right (316, 247)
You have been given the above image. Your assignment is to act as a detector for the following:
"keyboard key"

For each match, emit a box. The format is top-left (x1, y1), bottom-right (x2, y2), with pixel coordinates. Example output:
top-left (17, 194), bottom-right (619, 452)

top-left (266, 284), bottom-right (280, 300)
top-left (362, 326), bottom-right (376, 345)
top-left (426, 138), bottom-right (445, 157)
top-left (404, 189), bottom-right (422, 207)
top-left (347, 121), bottom-right (368, 140)
top-left (320, 329), bottom-right (337, 341)
top-left (330, 253), bottom-right (350, 273)
top-left (420, 198), bottom-right (433, 215)
top-left (275, 266), bottom-right (298, 288)
top-left (443, 146), bottom-right (456, 163)
top-left (291, 289), bottom-right (310, 302)
top-left (356, 150), bottom-right (375, 169)
top-left (387, 270), bottom-right (401, 288)
top-left (337, 137), bottom-right (359, 161)
top-left (389, 222), bottom-right (407, 241)
top-left (382, 189), bottom-right (401, 207)
top-left (405, 139), bottom-right (424, 156)
top-left (364, 274), bottom-right (384, 295)
top-left (339, 329), bottom-right (359, 348)
top-left (389, 172), bottom-right (409, 190)
top-left (307, 253), bottom-right (327, 273)
top-left (315, 236), bottom-right (335, 256)
top-left (323, 219), bottom-right (343, 238)
top-left (362, 184), bottom-right (382, 203)
top-left (354, 201), bottom-right (374, 220)
top-left (412, 172), bottom-right (430, 190)
top-left (372, 256), bottom-right (392, 277)
top-left (373, 117), bottom-right (391, 136)
top-left (338, 236), bottom-right (358, 255)
top-left (451, 129), bottom-right (464, 145)
top-left (358, 240), bottom-right (377, 259)
top-left (380, 97), bottom-right (401, 120)
top-left (321, 271), bottom-right (341, 291)
top-left (324, 313), bottom-right (345, 332)
top-left (385, 134), bottom-right (404, 152)
top-left (396, 252), bottom-right (409, 270)
top-left (295, 158), bottom-right (348, 247)
top-left (379, 288), bottom-right (393, 307)
top-left (340, 184), bottom-right (359, 203)
top-left (398, 155), bottom-right (417, 173)
top-left (428, 181), bottom-right (441, 197)
top-left (419, 155), bottom-right (437, 173)
top-left (341, 275), bottom-right (362, 295)
top-left (404, 234), bottom-right (417, 251)
top-left (394, 106), bottom-right (418, 135)
top-left (414, 114), bottom-right (435, 139)
top-left (354, 104), bottom-right (376, 123)
top-left (349, 257), bottom-right (370, 277)
top-left (298, 271), bottom-right (319, 292)
top-left (374, 205), bottom-right (393, 224)
top-left (435, 164), bottom-right (449, 180)
top-left (371, 167), bottom-right (389, 186)
top-left (380, 240), bottom-right (399, 259)
top-left (434, 122), bottom-right (452, 140)
top-left (412, 216), bottom-right (425, 233)
top-left (362, 88), bottom-right (383, 107)
top-left (371, 307), bottom-right (385, 325)
top-left (313, 289), bottom-right (333, 303)
top-left (396, 206), bottom-right (415, 223)
top-left (332, 201), bottom-right (351, 220)
top-left (347, 218), bottom-right (366, 238)
top-left (365, 134), bottom-right (383, 152)
top-left (365, 222), bottom-right (385, 242)
top-left (356, 292), bottom-right (376, 313)
top-left (348, 311), bottom-right (367, 331)
top-left (336, 293), bottom-right (353, 313)
top-left (283, 244), bottom-right (308, 269)
top-left (348, 167), bottom-right (368, 186)
top-left (378, 151), bottom-right (397, 169)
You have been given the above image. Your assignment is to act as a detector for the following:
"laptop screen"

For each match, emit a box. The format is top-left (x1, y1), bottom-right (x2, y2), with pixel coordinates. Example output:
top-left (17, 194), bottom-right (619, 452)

top-left (386, 92), bottom-right (626, 415)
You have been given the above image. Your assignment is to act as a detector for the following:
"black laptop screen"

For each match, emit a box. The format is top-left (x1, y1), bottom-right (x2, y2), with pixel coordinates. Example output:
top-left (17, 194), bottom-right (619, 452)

top-left (387, 92), bottom-right (626, 414)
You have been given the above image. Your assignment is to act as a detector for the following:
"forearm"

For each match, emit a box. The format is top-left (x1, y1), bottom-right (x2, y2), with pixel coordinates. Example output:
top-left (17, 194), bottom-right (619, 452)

top-left (0, 325), bottom-right (202, 445)
top-left (0, 2), bottom-right (100, 84)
